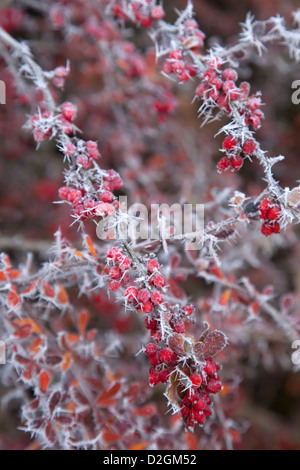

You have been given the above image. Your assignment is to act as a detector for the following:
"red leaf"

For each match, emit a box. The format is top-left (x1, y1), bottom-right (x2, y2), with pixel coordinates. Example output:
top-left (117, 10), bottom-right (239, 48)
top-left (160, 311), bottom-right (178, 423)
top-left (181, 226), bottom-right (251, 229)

top-left (132, 404), bottom-right (157, 417)
top-left (102, 431), bottom-right (122, 444)
top-left (43, 281), bottom-right (55, 299)
top-left (14, 324), bottom-right (32, 339)
top-left (39, 370), bottom-right (51, 393)
top-left (45, 422), bottom-right (56, 445)
top-left (7, 285), bottom-right (21, 310)
top-left (78, 310), bottom-right (88, 337)
top-left (22, 280), bottom-right (38, 297)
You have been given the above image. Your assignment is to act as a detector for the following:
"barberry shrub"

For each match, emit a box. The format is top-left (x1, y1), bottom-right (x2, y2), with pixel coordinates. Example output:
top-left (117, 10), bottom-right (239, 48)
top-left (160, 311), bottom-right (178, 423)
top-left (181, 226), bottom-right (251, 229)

top-left (0, 0), bottom-right (300, 451)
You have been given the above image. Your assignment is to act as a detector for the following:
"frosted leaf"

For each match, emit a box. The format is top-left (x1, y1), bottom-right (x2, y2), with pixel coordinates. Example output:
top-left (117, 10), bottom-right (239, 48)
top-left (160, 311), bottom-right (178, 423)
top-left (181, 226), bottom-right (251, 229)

top-left (193, 330), bottom-right (228, 361)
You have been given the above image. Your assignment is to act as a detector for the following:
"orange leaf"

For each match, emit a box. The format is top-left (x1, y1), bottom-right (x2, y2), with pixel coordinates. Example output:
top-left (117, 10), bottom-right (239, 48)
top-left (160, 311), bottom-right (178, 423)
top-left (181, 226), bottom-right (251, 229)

top-left (57, 284), bottom-right (68, 304)
top-left (185, 432), bottom-right (198, 451)
top-left (73, 250), bottom-right (86, 259)
top-left (130, 442), bottom-right (149, 451)
top-left (0, 271), bottom-right (7, 281)
top-left (29, 337), bottom-right (42, 355)
top-left (210, 265), bottom-right (225, 279)
top-left (16, 318), bottom-right (42, 334)
top-left (85, 235), bottom-right (97, 258)
top-left (7, 285), bottom-right (21, 310)
top-left (61, 352), bottom-right (72, 371)
top-left (97, 382), bottom-right (121, 404)
top-left (78, 310), bottom-right (88, 337)
top-left (86, 329), bottom-right (96, 341)
top-left (66, 333), bottom-right (79, 342)
top-left (9, 269), bottom-right (21, 280)
top-left (39, 370), bottom-right (50, 393)
top-left (219, 289), bottom-right (231, 307)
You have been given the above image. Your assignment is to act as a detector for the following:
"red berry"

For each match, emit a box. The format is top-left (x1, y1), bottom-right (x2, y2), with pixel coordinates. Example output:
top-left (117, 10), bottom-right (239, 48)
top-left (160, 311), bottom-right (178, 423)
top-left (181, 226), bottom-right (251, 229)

top-left (124, 286), bottom-right (138, 302)
top-left (222, 68), bottom-right (238, 82)
top-left (206, 378), bottom-right (222, 394)
top-left (211, 77), bottom-right (223, 90)
top-left (162, 61), bottom-right (173, 75)
top-left (119, 256), bottom-right (131, 271)
top-left (76, 154), bottom-right (92, 170)
top-left (101, 190), bottom-right (114, 203)
top-left (151, 6), bottom-right (165, 20)
top-left (61, 101), bottom-right (77, 121)
top-left (159, 369), bottom-right (170, 383)
top-left (231, 155), bottom-right (244, 170)
top-left (148, 352), bottom-right (160, 366)
top-left (108, 280), bottom-right (121, 292)
top-left (147, 259), bottom-right (159, 273)
top-left (145, 316), bottom-right (157, 330)
top-left (259, 199), bottom-right (271, 220)
top-left (194, 397), bottom-right (207, 412)
top-left (58, 186), bottom-right (70, 200)
top-left (217, 157), bottom-right (231, 172)
top-left (137, 288), bottom-right (151, 304)
top-left (173, 320), bottom-right (185, 334)
top-left (203, 69), bottom-right (217, 83)
top-left (169, 49), bottom-right (182, 60)
top-left (142, 300), bottom-right (153, 314)
top-left (261, 222), bottom-right (273, 236)
top-left (182, 305), bottom-right (194, 316)
top-left (196, 83), bottom-right (209, 98)
top-left (152, 275), bottom-right (165, 289)
top-left (109, 266), bottom-right (122, 280)
top-left (267, 205), bottom-right (281, 221)
top-left (67, 189), bottom-right (82, 203)
top-left (107, 247), bottom-right (122, 261)
top-left (204, 360), bottom-right (217, 376)
top-left (222, 135), bottom-right (238, 151)
top-left (190, 373), bottom-right (202, 388)
top-left (144, 343), bottom-right (158, 356)
top-left (149, 367), bottom-right (160, 386)
top-left (159, 348), bottom-right (174, 364)
top-left (151, 291), bottom-right (164, 305)
top-left (140, 16), bottom-right (152, 28)
top-left (271, 221), bottom-right (280, 234)
top-left (242, 139), bottom-right (257, 155)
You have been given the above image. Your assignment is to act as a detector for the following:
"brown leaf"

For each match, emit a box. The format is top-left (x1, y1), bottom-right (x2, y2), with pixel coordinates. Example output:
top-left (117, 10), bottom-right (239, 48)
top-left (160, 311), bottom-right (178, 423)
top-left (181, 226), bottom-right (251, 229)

top-left (194, 330), bottom-right (227, 361)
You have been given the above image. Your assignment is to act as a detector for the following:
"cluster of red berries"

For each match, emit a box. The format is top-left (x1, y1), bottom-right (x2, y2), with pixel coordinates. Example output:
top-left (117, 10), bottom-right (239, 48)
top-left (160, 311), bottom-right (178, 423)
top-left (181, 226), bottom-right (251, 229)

top-left (162, 48), bottom-right (198, 83)
top-left (259, 199), bottom-right (282, 236)
top-left (31, 102), bottom-right (78, 143)
top-left (113, 1), bottom-right (165, 27)
top-left (196, 62), bottom-right (264, 129)
top-left (106, 247), bottom-right (132, 292)
top-left (58, 160), bottom-right (122, 221)
top-left (180, 358), bottom-right (222, 429)
top-left (145, 344), bottom-right (178, 386)
top-left (217, 135), bottom-right (257, 172)
top-left (123, 259), bottom-right (165, 315)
